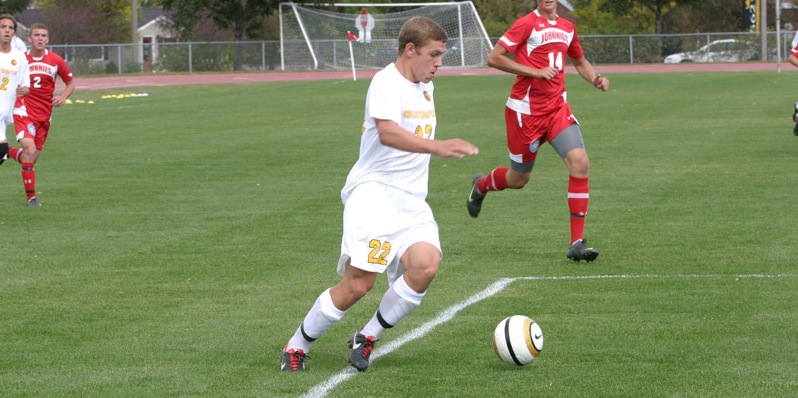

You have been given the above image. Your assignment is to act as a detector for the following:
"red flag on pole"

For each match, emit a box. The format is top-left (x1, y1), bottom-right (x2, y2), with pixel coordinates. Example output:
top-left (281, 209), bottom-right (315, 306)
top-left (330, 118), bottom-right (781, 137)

top-left (346, 31), bottom-right (358, 42)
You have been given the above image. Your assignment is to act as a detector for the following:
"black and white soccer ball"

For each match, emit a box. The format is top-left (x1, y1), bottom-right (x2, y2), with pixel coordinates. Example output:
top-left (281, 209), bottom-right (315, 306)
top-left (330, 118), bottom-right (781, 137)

top-left (492, 315), bottom-right (544, 366)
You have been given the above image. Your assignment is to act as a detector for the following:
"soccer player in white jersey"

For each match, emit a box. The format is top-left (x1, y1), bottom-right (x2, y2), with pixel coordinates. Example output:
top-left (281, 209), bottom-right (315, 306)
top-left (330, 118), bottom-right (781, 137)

top-left (281, 16), bottom-right (479, 372)
top-left (0, 14), bottom-right (29, 168)
top-left (8, 23), bottom-right (75, 207)
top-left (466, 0), bottom-right (610, 262)
top-left (787, 31), bottom-right (798, 136)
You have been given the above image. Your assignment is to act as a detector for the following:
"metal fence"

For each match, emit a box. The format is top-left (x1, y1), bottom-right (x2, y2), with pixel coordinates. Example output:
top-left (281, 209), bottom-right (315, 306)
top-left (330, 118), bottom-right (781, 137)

top-left (49, 31), bottom-right (797, 76)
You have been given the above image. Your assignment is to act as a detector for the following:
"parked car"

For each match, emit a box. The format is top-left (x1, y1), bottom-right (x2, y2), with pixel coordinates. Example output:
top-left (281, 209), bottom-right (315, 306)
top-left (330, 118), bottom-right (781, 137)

top-left (663, 39), bottom-right (758, 63)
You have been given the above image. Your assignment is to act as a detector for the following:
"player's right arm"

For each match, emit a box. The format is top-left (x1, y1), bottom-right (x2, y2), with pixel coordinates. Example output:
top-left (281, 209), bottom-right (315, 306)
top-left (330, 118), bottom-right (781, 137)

top-left (375, 119), bottom-right (478, 159)
top-left (488, 40), bottom-right (557, 80)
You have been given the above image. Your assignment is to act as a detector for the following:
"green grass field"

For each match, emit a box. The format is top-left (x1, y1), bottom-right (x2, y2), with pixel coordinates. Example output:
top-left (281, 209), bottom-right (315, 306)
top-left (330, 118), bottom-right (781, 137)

top-left (2, 70), bottom-right (797, 397)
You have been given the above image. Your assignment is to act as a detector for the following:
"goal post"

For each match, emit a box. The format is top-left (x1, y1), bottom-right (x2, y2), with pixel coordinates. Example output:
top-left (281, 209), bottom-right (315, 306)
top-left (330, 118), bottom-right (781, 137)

top-left (279, 2), bottom-right (493, 71)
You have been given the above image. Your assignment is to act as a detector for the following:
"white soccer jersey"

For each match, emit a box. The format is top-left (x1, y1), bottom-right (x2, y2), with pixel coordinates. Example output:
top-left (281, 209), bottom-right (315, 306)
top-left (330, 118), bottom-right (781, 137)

top-left (341, 63), bottom-right (437, 203)
top-left (0, 48), bottom-right (29, 124)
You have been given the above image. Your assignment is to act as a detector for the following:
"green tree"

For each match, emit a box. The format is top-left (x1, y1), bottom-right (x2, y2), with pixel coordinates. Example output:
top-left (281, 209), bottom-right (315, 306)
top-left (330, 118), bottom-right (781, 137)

top-left (472, 0), bottom-right (534, 38)
top-left (598, 0), bottom-right (699, 34)
top-left (161, 0), bottom-right (285, 41)
top-left (161, 0), bottom-right (291, 70)
top-left (0, 0), bottom-right (30, 16)
top-left (571, 0), bottom-right (653, 34)
top-left (37, 0), bottom-right (131, 44)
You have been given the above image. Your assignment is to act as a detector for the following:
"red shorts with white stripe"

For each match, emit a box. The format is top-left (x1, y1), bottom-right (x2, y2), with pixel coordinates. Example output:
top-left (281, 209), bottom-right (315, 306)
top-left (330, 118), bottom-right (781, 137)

top-left (505, 104), bottom-right (578, 164)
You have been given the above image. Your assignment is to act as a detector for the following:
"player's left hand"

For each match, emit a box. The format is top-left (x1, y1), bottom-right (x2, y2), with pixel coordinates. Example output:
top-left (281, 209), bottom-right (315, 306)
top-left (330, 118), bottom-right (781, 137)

top-left (593, 74), bottom-right (609, 92)
top-left (53, 96), bottom-right (67, 107)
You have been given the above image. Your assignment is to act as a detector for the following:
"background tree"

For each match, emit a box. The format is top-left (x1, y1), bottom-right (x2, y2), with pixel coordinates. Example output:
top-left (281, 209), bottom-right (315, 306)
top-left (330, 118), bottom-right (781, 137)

top-left (161, 0), bottom-right (289, 70)
top-left (571, 0), bottom-right (654, 34)
top-left (472, 0), bottom-right (534, 37)
top-left (161, 0), bottom-right (283, 41)
top-left (36, 0), bottom-right (130, 44)
top-left (662, 0), bottom-right (745, 33)
top-left (0, 0), bottom-right (30, 16)
top-left (596, 0), bottom-right (699, 34)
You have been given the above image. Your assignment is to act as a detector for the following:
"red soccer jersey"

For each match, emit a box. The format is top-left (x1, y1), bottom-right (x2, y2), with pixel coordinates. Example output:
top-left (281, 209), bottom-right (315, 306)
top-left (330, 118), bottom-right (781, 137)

top-left (18, 49), bottom-right (73, 122)
top-left (497, 10), bottom-right (584, 116)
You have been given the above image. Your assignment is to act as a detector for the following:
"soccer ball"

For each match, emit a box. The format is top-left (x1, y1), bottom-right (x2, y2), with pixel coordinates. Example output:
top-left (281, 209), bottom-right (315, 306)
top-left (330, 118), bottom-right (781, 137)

top-left (492, 315), bottom-right (544, 366)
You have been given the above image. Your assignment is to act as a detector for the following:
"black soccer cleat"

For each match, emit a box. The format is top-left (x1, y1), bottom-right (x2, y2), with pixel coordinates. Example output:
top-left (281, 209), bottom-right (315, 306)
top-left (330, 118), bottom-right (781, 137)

top-left (567, 239), bottom-right (599, 262)
top-left (280, 348), bottom-right (307, 372)
top-left (466, 174), bottom-right (486, 218)
top-left (792, 102), bottom-right (798, 136)
top-left (347, 331), bottom-right (376, 372)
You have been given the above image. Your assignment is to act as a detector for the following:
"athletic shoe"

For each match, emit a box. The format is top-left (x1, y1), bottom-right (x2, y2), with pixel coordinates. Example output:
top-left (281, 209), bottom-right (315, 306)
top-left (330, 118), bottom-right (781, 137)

top-left (26, 197), bottom-right (41, 207)
top-left (793, 123), bottom-right (798, 136)
top-left (280, 348), bottom-right (307, 372)
top-left (566, 239), bottom-right (599, 262)
top-left (466, 174), bottom-right (486, 218)
top-left (347, 331), bottom-right (376, 372)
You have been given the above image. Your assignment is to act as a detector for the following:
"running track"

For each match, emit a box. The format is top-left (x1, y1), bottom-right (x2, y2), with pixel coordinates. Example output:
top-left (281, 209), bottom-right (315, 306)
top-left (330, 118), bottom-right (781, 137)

top-left (74, 62), bottom-right (789, 91)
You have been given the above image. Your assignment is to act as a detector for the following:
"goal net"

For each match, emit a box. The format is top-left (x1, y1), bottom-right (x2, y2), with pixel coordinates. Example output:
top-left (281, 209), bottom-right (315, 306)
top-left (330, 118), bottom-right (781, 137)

top-left (279, 2), bottom-right (492, 71)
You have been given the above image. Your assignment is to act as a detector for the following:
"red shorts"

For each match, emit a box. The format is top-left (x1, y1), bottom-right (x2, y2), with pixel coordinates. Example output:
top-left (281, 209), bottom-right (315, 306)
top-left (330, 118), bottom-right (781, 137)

top-left (13, 115), bottom-right (50, 151)
top-left (505, 104), bottom-right (578, 164)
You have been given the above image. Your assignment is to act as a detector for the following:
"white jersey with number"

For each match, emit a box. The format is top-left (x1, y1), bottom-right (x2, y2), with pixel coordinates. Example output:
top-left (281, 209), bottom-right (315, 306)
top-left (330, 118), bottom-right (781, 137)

top-left (341, 63), bottom-right (437, 203)
top-left (0, 48), bottom-right (29, 124)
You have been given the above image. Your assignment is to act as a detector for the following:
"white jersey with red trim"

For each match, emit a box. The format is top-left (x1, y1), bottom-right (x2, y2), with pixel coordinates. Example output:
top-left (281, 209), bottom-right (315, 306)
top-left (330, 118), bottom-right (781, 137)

top-left (497, 10), bottom-right (584, 116)
top-left (791, 31), bottom-right (798, 56)
top-left (0, 48), bottom-right (29, 123)
top-left (15, 49), bottom-right (73, 122)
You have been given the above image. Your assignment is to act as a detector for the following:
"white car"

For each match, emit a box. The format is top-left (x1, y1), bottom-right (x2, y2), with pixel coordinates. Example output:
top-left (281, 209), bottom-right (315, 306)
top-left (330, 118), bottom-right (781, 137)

top-left (663, 39), bottom-right (757, 63)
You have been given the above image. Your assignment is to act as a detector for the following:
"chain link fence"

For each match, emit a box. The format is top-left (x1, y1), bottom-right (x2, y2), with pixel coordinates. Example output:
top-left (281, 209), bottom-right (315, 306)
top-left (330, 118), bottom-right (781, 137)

top-left (50, 31), bottom-right (796, 76)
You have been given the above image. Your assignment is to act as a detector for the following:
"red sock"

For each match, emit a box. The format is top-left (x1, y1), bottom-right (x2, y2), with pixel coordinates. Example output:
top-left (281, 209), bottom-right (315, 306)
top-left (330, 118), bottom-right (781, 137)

top-left (21, 162), bottom-right (36, 200)
top-left (568, 176), bottom-right (589, 244)
top-left (478, 167), bottom-right (509, 193)
top-left (7, 146), bottom-right (21, 163)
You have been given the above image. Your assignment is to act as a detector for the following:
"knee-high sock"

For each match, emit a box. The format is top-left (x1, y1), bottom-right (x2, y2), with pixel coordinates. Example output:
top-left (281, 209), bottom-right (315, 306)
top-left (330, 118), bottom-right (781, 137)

top-left (7, 146), bottom-right (21, 163)
top-left (477, 167), bottom-right (509, 193)
top-left (361, 276), bottom-right (425, 339)
top-left (286, 288), bottom-right (346, 352)
top-left (568, 176), bottom-right (589, 244)
top-left (22, 162), bottom-right (36, 200)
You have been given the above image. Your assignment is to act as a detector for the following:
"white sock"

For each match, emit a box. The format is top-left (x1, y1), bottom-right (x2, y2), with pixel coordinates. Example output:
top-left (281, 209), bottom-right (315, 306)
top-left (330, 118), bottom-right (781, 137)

top-left (286, 288), bottom-right (346, 352)
top-left (362, 277), bottom-right (425, 339)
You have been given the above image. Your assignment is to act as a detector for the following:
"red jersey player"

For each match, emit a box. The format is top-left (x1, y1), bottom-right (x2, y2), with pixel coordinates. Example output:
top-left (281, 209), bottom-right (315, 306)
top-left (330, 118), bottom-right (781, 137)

top-left (466, 0), bottom-right (609, 262)
top-left (10, 23), bottom-right (75, 207)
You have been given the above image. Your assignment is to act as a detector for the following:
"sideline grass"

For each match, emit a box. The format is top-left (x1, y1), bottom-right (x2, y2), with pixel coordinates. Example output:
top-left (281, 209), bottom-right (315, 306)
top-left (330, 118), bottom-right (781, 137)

top-left (1, 71), bottom-right (797, 397)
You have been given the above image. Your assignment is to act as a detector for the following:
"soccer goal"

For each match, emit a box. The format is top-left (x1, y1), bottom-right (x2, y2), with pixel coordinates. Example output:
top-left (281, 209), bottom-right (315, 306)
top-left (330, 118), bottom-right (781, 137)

top-left (279, 2), bottom-right (492, 71)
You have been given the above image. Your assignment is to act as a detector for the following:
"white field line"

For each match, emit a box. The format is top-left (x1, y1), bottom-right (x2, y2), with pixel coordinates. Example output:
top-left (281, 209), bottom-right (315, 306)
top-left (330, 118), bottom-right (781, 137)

top-left (299, 273), bottom-right (798, 398)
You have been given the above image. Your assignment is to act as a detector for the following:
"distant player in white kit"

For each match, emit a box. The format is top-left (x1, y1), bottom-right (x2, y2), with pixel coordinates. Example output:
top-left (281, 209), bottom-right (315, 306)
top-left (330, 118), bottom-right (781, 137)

top-left (0, 14), bottom-right (29, 166)
top-left (281, 16), bottom-right (479, 372)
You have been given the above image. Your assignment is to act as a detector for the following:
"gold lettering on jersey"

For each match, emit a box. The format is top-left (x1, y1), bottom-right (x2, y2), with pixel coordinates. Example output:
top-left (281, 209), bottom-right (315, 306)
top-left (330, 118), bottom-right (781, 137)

top-left (402, 109), bottom-right (436, 119)
top-left (0, 68), bottom-right (19, 75)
